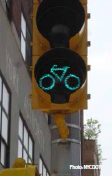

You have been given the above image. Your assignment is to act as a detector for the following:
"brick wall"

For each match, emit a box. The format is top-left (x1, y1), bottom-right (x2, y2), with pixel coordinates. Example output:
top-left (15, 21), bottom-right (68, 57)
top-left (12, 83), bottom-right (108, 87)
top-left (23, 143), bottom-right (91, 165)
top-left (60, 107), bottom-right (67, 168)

top-left (83, 140), bottom-right (100, 176)
top-left (11, 0), bottom-right (33, 38)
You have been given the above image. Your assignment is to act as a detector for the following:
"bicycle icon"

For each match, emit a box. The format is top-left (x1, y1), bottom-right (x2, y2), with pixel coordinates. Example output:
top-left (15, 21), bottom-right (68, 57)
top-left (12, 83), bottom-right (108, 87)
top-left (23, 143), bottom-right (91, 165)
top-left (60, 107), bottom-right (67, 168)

top-left (39, 65), bottom-right (80, 91)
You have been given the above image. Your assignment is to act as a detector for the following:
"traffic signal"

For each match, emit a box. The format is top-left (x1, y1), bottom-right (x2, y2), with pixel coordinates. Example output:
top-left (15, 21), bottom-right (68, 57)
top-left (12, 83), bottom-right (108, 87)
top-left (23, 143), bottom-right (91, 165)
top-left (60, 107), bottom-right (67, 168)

top-left (0, 158), bottom-right (40, 176)
top-left (31, 0), bottom-right (88, 115)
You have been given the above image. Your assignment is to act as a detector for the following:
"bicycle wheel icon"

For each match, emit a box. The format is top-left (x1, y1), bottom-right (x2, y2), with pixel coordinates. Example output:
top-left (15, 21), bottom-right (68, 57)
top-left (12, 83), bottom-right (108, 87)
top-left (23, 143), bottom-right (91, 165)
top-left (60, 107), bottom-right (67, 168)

top-left (39, 74), bottom-right (55, 91)
top-left (39, 65), bottom-right (80, 91)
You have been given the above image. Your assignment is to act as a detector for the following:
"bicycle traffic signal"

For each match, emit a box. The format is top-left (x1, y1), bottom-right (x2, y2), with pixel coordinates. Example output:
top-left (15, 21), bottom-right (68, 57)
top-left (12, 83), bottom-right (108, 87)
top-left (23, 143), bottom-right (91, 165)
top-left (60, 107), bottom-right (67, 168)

top-left (31, 0), bottom-right (88, 115)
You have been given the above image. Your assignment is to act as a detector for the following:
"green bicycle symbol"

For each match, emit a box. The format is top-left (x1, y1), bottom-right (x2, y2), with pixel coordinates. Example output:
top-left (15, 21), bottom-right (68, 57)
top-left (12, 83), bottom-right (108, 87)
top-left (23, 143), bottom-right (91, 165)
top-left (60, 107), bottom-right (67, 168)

top-left (39, 65), bottom-right (80, 91)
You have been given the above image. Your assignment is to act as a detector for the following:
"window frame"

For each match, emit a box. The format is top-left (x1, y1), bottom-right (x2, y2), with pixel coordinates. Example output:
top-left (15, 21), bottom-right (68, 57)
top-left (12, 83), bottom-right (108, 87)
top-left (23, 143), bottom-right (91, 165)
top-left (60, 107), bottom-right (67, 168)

top-left (20, 10), bottom-right (32, 76)
top-left (18, 112), bottom-right (34, 163)
top-left (0, 70), bottom-right (11, 168)
top-left (39, 155), bottom-right (50, 176)
top-left (21, 12), bottom-right (27, 61)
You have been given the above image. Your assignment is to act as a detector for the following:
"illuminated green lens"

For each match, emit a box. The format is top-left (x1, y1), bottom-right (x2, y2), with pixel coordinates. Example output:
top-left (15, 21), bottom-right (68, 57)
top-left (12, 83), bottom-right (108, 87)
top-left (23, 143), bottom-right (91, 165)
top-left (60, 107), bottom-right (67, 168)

top-left (39, 74), bottom-right (55, 90)
top-left (64, 74), bottom-right (80, 90)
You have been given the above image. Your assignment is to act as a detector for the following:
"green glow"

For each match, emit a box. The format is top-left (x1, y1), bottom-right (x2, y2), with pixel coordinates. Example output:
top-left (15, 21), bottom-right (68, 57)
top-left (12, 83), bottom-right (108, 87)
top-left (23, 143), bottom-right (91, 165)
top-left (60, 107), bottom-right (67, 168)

top-left (51, 65), bottom-right (70, 81)
top-left (39, 74), bottom-right (55, 90)
top-left (64, 74), bottom-right (80, 90)
top-left (39, 65), bottom-right (80, 91)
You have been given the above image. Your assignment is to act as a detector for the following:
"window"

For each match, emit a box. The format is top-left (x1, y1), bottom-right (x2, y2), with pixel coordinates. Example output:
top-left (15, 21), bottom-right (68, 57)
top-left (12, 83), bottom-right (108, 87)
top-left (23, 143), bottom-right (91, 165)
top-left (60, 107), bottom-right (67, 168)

top-left (26, 27), bottom-right (32, 75)
top-left (21, 13), bottom-right (26, 61)
top-left (0, 74), bottom-right (10, 167)
top-left (21, 12), bottom-right (32, 74)
top-left (39, 157), bottom-right (50, 176)
top-left (18, 115), bottom-right (34, 163)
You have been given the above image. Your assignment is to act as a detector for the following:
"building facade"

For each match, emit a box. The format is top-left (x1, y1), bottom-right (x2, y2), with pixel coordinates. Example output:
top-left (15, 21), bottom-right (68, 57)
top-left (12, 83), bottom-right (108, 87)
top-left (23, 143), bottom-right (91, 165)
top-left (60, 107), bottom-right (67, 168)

top-left (0, 0), bottom-right (83, 176)
top-left (83, 140), bottom-right (100, 176)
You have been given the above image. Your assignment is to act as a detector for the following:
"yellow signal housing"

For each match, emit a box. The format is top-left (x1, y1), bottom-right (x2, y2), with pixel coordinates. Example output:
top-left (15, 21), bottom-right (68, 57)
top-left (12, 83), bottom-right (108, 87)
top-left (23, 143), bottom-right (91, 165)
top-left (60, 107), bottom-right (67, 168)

top-left (54, 114), bottom-right (69, 139)
top-left (69, 0), bottom-right (88, 113)
top-left (31, 0), bottom-right (88, 115)
top-left (31, 0), bottom-right (50, 110)
top-left (0, 158), bottom-right (40, 176)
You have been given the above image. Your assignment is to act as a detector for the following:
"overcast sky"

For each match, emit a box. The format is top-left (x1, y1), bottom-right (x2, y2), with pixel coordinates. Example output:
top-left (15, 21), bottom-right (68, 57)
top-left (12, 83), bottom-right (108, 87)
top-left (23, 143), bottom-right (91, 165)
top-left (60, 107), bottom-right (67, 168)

top-left (84, 0), bottom-right (112, 175)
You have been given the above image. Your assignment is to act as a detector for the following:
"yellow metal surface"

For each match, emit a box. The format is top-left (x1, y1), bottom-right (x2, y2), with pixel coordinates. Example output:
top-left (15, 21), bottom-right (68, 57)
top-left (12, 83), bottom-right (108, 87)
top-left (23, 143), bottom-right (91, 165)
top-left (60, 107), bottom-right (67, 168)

top-left (12, 158), bottom-right (26, 168)
top-left (31, 0), bottom-right (88, 114)
top-left (0, 158), bottom-right (40, 176)
top-left (54, 114), bottom-right (69, 139)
